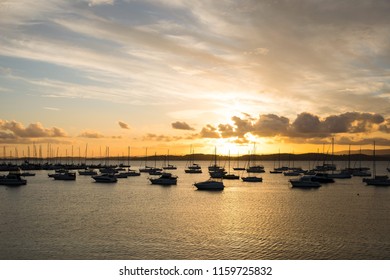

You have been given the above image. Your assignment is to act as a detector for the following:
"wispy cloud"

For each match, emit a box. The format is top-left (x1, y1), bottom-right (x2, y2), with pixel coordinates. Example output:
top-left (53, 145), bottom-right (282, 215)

top-left (78, 130), bottom-right (105, 138)
top-left (44, 107), bottom-right (60, 111)
top-left (1, 0), bottom-right (390, 149)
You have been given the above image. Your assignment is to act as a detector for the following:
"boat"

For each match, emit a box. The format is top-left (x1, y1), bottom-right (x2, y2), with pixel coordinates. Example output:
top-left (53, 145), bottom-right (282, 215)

top-left (163, 164), bottom-right (177, 170)
top-left (328, 171), bottom-right (352, 179)
top-left (283, 170), bottom-right (301, 176)
top-left (92, 173), bottom-right (118, 183)
top-left (185, 163), bottom-right (202, 173)
top-left (364, 176), bottom-right (390, 186)
top-left (194, 178), bottom-right (224, 190)
top-left (148, 169), bottom-right (163, 175)
top-left (245, 144), bottom-right (265, 173)
top-left (222, 151), bottom-right (240, 180)
top-left (20, 171), bottom-right (36, 176)
top-left (270, 149), bottom-right (283, 174)
top-left (162, 150), bottom-right (177, 170)
top-left (121, 169), bottom-right (141, 176)
top-left (363, 142), bottom-right (390, 186)
top-left (0, 172), bottom-right (27, 186)
top-left (78, 168), bottom-right (98, 175)
top-left (149, 172), bottom-right (178, 185)
top-left (115, 173), bottom-right (128, 178)
top-left (52, 171), bottom-right (76, 181)
top-left (290, 175), bottom-right (321, 188)
top-left (242, 176), bottom-right (263, 182)
top-left (270, 168), bottom-right (283, 174)
top-left (208, 147), bottom-right (225, 173)
top-left (233, 152), bottom-right (245, 171)
top-left (209, 170), bottom-right (227, 178)
top-left (311, 173), bottom-right (335, 183)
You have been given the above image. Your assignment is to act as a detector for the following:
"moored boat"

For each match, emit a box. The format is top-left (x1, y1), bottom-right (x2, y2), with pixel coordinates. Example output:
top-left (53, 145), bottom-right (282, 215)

top-left (52, 171), bottom-right (76, 181)
top-left (149, 172), bottom-right (178, 185)
top-left (290, 175), bottom-right (321, 188)
top-left (92, 173), bottom-right (118, 183)
top-left (194, 179), bottom-right (224, 191)
top-left (242, 176), bottom-right (262, 182)
top-left (0, 172), bottom-right (27, 186)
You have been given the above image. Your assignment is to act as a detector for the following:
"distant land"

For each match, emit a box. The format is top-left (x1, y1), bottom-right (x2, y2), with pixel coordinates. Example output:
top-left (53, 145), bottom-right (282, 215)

top-left (2, 149), bottom-right (390, 162)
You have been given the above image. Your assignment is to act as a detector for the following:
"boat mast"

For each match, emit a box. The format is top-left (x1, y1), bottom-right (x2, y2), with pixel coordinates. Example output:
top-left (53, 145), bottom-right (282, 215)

top-left (373, 141), bottom-right (376, 178)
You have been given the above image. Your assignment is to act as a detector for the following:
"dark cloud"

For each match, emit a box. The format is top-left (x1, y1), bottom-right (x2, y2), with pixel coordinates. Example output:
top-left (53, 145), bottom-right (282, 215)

top-left (198, 111), bottom-right (389, 143)
top-left (171, 121), bottom-right (195, 131)
top-left (253, 114), bottom-right (290, 137)
top-left (118, 121), bottom-right (130, 129)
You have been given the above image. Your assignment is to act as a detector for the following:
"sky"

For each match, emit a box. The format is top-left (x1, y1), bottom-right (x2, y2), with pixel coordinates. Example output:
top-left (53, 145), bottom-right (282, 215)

top-left (1, 0), bottom-right (390, 157)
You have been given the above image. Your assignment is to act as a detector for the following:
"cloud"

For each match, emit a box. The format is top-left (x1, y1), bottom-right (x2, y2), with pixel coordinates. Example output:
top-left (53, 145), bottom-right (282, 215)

top-left (118, 121), bottom-right (130, 129)
top-left (199, 111), bottom-right (389, 143)
top-left (171, 121), bottom-right (195, 130)
top-left (43, 107), bottom-right (60, 111)
top-left (0, 119), bottom-right (67, 138)
top-left (78, 130), bottom-right (105, 138)
top-left (88, 0), bottom-right (115, 7)
top-left (199, 124), bottom-right (220, 138)
top-left (142, 133), bottom-right (183, 142)
top-left (253, 114), bottom-right (290, 137)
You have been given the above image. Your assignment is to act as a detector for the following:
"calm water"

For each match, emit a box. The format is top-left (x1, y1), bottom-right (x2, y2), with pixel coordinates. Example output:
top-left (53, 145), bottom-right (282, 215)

top-left (1, 160), bottom-right (390, 260)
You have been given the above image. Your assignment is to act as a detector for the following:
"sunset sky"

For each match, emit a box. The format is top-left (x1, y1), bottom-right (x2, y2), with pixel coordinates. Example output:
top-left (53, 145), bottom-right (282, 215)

top-left (1, 0), bottom-right (390, 157)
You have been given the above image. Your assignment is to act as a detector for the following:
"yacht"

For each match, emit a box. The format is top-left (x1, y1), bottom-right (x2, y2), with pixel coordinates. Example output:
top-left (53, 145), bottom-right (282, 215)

top-left (311, 173), bottom-right (335, 183)
top-left (92, 173), bottom-right (118, 183)
top-left (185, 164), bottom-right (203, 174)
top-left (283, 170), bottom-right (301, 176)
top-left (162, 150), bottom-right (177, 170)
top-left (223, 173), bottom-right (240, 180)
top-left (242, 176), bottom-right (263, 182)
top-left (0, 172), bottom-right (27, 186)
top-left (246, 165), bottom-right (265, 173)
top-left (162, 164), bottom-right (177, 170)
top-left (52, 171), bottom-right (76, 181)
top-left (290, 176), bottom-right (321, 188)
top-left (115, 173), bottom-right (128, 179)
top-left (364, 176), bottom-right (390, 186)
top-left (363, 141), bottom-right (390, 186)
top-left (194, 178), bottom-right (224, 191)
top-left (149, 172), bottom-right (178, 185)
top-left (222, 151), bottom-right (240, 180)
top-left (121, 168), bottom-right (141, 176)
top-left (78, 169), bottom-right (98, 175)
top-left (20, 171), bottom-right (36, 176)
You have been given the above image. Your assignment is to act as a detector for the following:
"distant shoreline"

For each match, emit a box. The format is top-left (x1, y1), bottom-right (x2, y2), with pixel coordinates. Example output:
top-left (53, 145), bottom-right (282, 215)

top-left (1, 152), bottom-right (390, 163)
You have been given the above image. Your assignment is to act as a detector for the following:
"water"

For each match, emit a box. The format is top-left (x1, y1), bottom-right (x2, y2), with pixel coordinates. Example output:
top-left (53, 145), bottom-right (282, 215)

top-left (1, 161), bottom-right (390, 260)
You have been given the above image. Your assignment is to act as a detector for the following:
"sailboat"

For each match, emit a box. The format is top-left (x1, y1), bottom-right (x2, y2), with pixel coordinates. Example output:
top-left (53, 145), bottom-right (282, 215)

top-left (242, 147), bottom-right (263, 182)
top-left (233, 151), bottom-right (245, 171)
top-left (162, 150), bottom-right (177, 170)
top-left (364, 141), bottom-right (390, 186)
top-left (139, 148), bottom-right (153, 173)
top-left (245, 144), bottom-right (265, 173)
top-left (270, 149), bottom-right (283, 173)
top-left (223, 151), bottom-right (240, 180)
top-left (209, 147), bottom-right (226, 178)
top-left (185, 146), bottom-right (202, 173)
top-left (327, 138), bottom-right (351, 179)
